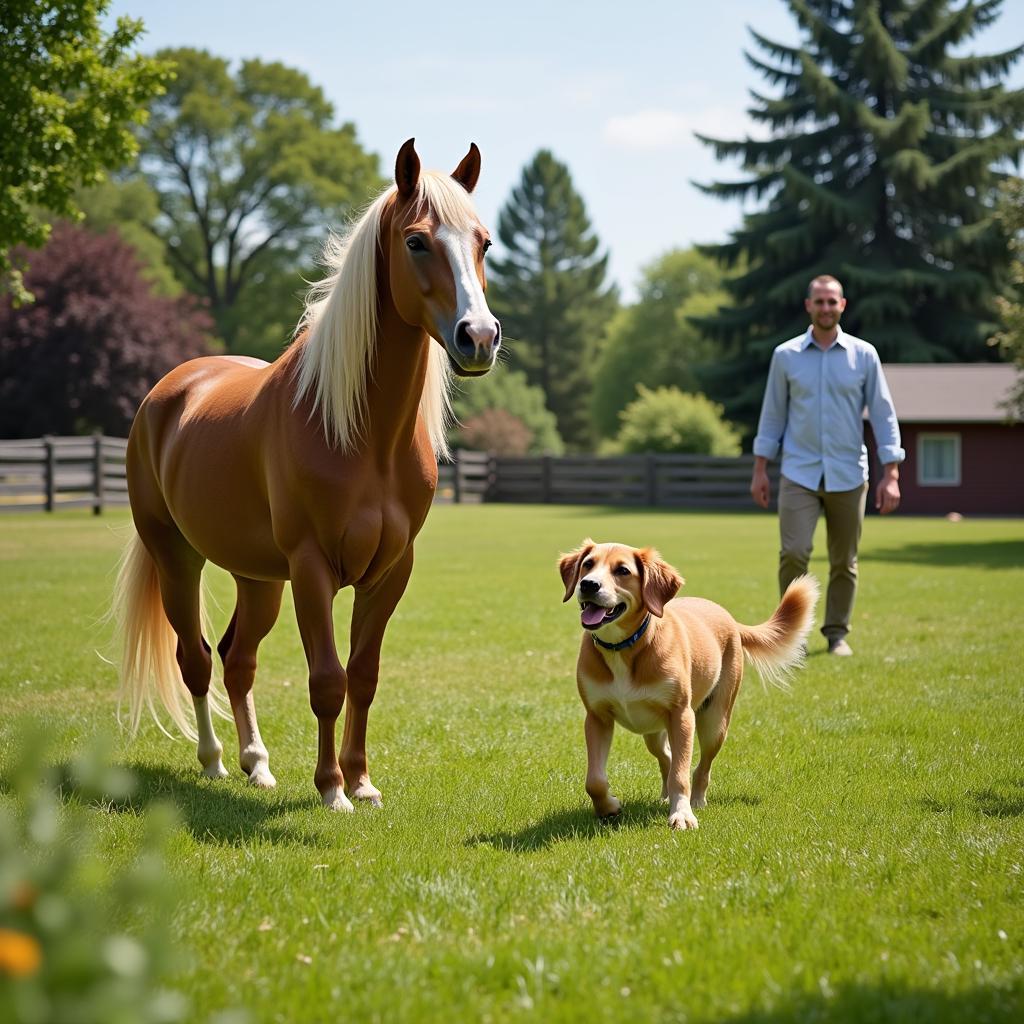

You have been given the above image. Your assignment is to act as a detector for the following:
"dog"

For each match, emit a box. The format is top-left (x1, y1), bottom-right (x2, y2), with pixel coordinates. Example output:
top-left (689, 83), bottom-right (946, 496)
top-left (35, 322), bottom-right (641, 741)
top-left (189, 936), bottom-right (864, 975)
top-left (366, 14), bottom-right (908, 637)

top-left (558, 539), bottom-right (819, 831)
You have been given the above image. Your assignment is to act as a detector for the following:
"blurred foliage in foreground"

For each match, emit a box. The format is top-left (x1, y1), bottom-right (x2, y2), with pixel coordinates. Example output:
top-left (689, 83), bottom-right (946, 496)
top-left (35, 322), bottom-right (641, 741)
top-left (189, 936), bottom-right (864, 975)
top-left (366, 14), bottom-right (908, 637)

top-left (0, 730), bottom-right (243, 1024)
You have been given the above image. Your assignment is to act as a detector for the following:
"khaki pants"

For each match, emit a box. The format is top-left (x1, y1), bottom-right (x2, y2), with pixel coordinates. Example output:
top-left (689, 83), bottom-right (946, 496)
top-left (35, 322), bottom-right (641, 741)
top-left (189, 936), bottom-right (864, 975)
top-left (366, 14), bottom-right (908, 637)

top-left (778, 475), bottom-right (868, 642)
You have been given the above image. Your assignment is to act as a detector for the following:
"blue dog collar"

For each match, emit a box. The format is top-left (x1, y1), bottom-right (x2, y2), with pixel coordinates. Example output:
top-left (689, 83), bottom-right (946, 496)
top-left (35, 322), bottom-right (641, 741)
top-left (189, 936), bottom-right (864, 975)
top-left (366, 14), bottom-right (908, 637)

top-left (593, 613), bottom-right (652, 651)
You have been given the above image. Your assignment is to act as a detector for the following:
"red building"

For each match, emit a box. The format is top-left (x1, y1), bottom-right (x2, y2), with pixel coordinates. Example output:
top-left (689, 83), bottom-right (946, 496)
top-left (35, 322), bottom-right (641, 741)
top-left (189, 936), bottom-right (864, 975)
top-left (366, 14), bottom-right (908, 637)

top-left (870, 364), bottom-right (1023, 516)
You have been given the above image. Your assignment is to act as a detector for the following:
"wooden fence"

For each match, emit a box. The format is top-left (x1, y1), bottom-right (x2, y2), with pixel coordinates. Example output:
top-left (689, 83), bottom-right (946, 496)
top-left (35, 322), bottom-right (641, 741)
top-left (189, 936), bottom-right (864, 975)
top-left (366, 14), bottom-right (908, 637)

top-left (482, 453), bottom-right (777, 508)
top-left (0, 441), bottom-right (774, 512)
top-left (0, 435), bottom-right (128, 513)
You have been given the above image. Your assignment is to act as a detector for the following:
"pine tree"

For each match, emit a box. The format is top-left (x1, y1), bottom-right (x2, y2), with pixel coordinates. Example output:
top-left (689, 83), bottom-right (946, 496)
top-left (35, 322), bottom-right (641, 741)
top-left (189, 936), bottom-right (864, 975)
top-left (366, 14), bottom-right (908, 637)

top-left (488, 151), bottom-right (617, 450)
top-left (694, 0), bottom-right (1024, 434)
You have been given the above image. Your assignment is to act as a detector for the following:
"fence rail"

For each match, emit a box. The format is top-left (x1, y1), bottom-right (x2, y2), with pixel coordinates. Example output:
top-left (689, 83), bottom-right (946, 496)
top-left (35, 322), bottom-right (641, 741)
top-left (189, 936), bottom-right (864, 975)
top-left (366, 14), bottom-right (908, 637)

top-left (1, 440), bottom-right (775, 513)
top-left (483, 452), bottom-right (778, 508)
top-left (0, 434), bottom-right (128, 513)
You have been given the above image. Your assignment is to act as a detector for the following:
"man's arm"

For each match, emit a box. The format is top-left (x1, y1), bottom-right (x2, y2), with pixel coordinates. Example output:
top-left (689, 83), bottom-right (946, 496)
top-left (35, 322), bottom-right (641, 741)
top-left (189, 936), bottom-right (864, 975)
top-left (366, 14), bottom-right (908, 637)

top-left (865, 352), bottom-right (904, 515)
top-left (876, 461), bottom-right (900, 515)
top-left (751, 455), bottom-right (772, 508)
top-left (750, 352), bottom-right (787, 509)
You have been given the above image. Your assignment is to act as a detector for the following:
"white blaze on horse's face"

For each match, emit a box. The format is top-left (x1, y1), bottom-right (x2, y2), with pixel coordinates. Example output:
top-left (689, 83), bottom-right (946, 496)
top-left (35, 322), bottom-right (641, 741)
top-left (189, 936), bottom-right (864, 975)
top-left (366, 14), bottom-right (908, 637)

top-left (435, 224), bottom-right (500, 376)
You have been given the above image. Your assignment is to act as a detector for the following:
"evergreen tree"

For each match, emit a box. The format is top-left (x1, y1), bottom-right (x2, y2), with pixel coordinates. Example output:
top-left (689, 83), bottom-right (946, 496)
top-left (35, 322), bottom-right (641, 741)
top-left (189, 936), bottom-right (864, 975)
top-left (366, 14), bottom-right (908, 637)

top-left (991, 177), bottom-right (1024, 419)
top-left (488, 151), bottom-right (617, 450)
top-left (694, 0), bottom-right (1024, 434)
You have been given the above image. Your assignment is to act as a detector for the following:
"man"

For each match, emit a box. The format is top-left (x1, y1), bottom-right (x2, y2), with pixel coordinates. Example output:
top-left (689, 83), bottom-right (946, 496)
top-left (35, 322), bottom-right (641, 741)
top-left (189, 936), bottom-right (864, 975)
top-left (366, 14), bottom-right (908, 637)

top-left (750, 275), bottom-right (903, 656)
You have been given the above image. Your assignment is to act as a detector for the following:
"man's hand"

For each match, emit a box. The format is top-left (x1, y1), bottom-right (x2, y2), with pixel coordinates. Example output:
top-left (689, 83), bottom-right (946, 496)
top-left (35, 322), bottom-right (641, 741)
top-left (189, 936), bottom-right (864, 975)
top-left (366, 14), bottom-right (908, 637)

top-left (875, 465), bottom-right (900, 514)
top-left (751, 459), bottom-right (771, 509)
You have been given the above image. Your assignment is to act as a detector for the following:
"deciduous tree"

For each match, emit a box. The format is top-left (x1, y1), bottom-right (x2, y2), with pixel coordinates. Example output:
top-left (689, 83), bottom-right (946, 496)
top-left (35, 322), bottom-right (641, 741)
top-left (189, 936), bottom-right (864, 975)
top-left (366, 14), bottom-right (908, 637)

top-left (136, 48), bottom-right (383, 352)
top-left (591, 248), bottom-right (726, 438)
top-left (0, 1), bottom-right (169, 303)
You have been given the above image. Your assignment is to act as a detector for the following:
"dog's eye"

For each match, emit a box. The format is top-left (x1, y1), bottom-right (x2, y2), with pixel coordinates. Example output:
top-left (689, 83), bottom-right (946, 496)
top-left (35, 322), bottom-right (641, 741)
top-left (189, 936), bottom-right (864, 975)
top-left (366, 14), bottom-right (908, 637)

top-left (582, 559), bottom-right (593, 570)
top-left (613, 565), bottom-right (631, 576)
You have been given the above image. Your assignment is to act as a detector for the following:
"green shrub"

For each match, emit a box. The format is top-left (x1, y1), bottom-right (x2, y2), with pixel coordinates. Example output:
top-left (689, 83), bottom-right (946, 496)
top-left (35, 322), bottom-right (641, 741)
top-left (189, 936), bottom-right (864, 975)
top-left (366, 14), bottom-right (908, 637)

top-left (452, 365), bottom-right (564, 454)
top-left (608, 386), bottom-right (742, 456)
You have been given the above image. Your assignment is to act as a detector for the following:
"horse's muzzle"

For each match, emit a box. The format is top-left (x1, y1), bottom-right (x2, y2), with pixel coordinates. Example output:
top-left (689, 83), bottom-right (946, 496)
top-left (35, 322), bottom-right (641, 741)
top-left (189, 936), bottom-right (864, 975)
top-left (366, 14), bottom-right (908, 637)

top-left (446, 317), bottom-right (501, 376)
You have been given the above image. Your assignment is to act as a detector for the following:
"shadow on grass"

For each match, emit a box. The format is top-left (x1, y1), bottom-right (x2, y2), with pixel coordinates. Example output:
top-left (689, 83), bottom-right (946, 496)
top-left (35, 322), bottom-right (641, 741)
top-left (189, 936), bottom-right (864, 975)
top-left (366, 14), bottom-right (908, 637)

top-left (712, 981), bottom-right (1022, 1024)
top-left (922, 783), bottom-right (1024, 819)
top-left (466, 792), bottom-right (761, 852)
top-left (40, 761), bottom-right (334, 847)
top-left (862, 538), bottom-right (1024, 570)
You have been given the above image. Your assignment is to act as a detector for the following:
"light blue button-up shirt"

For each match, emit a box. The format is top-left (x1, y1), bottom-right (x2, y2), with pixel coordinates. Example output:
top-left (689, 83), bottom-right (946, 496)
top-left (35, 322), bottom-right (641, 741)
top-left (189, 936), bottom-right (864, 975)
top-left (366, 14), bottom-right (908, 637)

top-left (753, 327), bottom-right (905, 492)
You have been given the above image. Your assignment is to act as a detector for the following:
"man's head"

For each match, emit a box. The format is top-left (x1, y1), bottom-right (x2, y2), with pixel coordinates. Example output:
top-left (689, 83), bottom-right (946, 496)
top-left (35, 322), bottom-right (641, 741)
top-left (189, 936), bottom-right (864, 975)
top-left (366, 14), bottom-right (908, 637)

top-left (805, 275), bottom-right (846, 333)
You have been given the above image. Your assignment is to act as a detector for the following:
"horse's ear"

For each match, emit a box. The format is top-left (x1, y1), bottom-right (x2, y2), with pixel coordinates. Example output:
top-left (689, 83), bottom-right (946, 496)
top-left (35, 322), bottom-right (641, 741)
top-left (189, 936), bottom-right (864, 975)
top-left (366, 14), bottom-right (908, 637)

top-left (395, 138), bottom-right (420, 199)
top-left (451, 143), bottom-right (481, 194)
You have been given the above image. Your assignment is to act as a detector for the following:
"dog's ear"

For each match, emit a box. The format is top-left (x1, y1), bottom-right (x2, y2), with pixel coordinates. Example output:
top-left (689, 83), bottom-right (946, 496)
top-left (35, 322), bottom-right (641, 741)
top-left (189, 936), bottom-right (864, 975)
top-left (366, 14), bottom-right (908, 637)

top-left (558, 538), bottom-right (594, 603)
top-left (635, 548), bottom-right (684, 617)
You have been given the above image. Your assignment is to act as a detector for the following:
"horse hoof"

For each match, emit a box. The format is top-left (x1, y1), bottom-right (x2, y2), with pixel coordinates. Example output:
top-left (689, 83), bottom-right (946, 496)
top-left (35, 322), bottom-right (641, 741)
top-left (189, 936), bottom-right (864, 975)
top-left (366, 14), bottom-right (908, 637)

top-left (321, 786), bottom-right (354, 813)
top-left (202, 760), bottom-right (229, 780)
top-left (248, 767), bottom-right (277, 789)
top-left (349, 783), bottom-right (383, 807)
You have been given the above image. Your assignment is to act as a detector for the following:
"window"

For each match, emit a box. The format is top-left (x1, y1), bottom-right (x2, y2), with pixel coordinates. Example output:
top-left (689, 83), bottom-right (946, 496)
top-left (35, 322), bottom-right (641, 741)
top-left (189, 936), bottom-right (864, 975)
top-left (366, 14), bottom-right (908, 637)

top-left (917, 433), bottom-right (961, 486)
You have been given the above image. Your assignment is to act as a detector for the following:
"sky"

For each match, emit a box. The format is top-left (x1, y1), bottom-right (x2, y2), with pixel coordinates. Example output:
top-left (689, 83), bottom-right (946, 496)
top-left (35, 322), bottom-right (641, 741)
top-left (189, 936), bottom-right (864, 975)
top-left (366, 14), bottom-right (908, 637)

top-left (106, 0), bottom-right (1024, 301)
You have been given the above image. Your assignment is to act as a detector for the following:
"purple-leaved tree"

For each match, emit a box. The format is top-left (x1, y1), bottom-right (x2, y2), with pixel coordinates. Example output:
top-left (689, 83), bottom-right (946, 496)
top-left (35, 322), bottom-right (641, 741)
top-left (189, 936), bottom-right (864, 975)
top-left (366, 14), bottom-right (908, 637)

top-left (0, 222), bottom-right (214, 437)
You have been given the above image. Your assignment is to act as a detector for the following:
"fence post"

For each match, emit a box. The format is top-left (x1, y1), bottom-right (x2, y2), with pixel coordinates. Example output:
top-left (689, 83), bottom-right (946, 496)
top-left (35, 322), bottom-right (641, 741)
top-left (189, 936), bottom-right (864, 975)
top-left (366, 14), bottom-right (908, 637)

top-left (485, 455), bottom-right (497, 502)
top-left (541, 456), bottom-right (552, 503)
top-left (452, 447), bottom-right (462, 504)
top-left (93, 431), bottom-right (105, 515)
top-left (646, 453), bottom-right (658, 506)
top-left (43, 435), bottom-right (55, 512)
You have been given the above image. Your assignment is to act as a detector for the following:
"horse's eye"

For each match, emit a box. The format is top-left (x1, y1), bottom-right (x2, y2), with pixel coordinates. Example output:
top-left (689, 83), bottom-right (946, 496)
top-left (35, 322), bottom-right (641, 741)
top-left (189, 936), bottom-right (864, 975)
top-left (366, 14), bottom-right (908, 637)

top-left (482, 239), bottom-right (492, 254)
top-left (406, 236), bottom-right (427, 252)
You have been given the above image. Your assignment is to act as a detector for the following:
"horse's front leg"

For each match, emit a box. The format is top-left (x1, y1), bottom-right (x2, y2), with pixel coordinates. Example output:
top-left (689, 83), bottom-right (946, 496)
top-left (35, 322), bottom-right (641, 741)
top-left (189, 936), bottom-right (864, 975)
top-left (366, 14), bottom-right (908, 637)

top-left (290, 550), bottom-right (352, 812)
top-left (341, 546), bottom-right (415, 807)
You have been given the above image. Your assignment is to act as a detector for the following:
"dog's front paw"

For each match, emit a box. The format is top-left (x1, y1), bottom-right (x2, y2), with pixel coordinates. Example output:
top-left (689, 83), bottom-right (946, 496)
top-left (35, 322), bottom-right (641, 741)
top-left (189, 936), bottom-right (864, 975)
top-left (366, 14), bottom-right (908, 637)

top-left (595, 795), bottom-right (622, 819)
top-left (668, 808), bottom-right (699, 831)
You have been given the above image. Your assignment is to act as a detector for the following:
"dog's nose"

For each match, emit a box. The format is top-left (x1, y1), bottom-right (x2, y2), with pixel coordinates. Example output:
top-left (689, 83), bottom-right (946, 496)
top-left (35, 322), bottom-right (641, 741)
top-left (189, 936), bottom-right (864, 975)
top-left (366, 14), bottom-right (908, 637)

top-left (580, 578), bottom-right (600, 595)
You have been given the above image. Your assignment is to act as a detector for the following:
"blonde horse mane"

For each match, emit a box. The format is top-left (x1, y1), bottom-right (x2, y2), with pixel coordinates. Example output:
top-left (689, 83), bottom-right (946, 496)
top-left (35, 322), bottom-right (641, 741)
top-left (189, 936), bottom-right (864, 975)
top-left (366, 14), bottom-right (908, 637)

top-left (293, 172), bottom-right (482, 460)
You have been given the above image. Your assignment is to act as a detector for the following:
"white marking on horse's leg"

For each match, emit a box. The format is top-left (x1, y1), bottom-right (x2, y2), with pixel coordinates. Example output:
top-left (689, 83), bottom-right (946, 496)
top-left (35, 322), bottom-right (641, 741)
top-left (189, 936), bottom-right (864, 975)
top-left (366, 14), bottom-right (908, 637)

top-left (232, 692), bottom-right (276, 788)
top-left (349, 779), bottom-right (383, 807)
top-left (193, 694), bottom-right (228, 779)
top-left (321, 784), bottom-right (354, 812)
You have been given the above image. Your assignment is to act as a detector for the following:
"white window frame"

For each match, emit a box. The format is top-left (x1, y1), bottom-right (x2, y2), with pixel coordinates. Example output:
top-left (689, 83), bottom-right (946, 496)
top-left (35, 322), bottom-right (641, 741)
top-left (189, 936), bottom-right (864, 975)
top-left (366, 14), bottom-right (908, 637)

top-left (917, 432), bottom-right (961, 487)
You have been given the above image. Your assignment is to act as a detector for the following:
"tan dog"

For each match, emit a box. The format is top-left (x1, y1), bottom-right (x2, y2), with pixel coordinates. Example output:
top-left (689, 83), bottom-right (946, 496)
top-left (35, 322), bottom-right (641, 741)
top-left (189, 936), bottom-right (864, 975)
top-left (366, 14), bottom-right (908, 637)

top-left (559, 540), bottom-right (819, 830)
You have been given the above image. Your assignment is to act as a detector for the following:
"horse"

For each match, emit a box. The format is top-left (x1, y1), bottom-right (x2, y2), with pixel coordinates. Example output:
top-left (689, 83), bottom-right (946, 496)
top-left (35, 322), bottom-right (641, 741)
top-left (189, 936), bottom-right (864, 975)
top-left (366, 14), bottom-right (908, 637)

top-left (113, 140), bottom-right (500, 810)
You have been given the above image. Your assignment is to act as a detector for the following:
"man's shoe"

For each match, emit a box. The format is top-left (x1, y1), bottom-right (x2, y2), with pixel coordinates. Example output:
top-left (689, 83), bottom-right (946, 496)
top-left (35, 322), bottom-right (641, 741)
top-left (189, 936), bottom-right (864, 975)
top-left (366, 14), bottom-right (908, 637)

top-left (827, 638), bottom-right (853, 656)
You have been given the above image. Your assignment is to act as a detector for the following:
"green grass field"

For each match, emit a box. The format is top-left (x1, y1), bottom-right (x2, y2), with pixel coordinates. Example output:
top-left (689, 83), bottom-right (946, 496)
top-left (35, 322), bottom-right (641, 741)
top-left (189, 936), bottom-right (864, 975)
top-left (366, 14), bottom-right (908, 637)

top-left (1, 506), bottom-right (1023, 1023)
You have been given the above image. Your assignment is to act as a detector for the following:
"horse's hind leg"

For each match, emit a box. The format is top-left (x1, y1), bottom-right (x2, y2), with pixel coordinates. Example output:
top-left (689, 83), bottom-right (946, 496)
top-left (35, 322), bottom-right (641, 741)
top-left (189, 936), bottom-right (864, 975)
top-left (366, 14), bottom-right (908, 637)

top-left (218, 576), bottom-right (284, 788)
top-left (147, 528), bottom-right (227, 779)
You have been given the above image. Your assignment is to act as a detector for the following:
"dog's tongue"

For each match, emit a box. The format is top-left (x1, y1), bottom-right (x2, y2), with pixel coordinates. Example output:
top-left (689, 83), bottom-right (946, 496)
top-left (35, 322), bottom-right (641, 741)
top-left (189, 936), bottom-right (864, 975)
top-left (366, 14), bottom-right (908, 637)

top-left (581, 603), bottom-right (607, 627)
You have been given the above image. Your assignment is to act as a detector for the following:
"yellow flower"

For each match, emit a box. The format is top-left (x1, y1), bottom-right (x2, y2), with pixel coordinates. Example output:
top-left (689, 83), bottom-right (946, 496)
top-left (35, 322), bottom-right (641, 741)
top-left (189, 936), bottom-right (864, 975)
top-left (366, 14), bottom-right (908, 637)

top-left (0, 928), bottom-right (42, 977)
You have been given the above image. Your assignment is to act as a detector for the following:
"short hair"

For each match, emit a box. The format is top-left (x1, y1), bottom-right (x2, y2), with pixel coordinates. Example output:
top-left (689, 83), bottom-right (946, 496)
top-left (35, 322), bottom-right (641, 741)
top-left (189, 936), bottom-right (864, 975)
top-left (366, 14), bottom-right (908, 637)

top-left (807, 275), bottom-right (844, 298)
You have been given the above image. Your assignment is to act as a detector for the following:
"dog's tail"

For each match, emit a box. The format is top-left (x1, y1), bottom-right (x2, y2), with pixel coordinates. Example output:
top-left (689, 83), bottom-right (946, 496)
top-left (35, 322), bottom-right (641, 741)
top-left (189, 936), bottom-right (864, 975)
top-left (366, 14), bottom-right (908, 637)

top-left (737, 575), bottom-right (820, 688)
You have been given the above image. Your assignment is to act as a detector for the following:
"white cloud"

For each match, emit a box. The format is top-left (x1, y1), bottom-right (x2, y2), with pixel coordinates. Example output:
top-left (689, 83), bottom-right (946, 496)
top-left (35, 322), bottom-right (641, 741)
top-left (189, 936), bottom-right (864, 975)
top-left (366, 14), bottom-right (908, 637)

top-left (603, 107), bottom-right (765, 151)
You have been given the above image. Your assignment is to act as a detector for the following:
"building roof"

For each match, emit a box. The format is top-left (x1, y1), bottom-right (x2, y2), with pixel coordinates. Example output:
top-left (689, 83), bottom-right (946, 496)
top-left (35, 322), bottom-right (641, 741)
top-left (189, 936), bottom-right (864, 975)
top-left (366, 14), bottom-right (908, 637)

top-left (882, 363), bottom-right (1019, 423)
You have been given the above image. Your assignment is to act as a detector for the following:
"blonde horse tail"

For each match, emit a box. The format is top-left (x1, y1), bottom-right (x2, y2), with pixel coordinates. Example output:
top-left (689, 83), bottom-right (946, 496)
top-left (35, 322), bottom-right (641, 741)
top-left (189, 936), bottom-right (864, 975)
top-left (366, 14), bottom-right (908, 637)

top-left (113, 526), bottom-right (199, 741)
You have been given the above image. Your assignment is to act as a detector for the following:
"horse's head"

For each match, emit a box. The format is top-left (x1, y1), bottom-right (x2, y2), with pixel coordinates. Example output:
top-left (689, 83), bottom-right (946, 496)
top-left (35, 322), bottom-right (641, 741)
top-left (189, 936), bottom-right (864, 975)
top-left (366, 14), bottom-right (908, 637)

top-left (386, 139), bottom-right (500, 377)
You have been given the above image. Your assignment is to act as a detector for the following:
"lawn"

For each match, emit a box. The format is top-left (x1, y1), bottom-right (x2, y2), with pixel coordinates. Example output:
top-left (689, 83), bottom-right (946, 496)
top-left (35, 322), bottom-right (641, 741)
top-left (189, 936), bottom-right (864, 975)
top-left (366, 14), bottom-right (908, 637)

top-left (1, 506), bottom-right (1022, 1023)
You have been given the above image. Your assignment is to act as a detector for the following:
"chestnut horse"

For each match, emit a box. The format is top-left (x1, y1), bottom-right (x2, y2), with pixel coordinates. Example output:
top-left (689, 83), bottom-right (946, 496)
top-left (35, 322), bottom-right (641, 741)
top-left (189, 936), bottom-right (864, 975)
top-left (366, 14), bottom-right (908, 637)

top-left (114, 140), bottom-right (500, 810)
